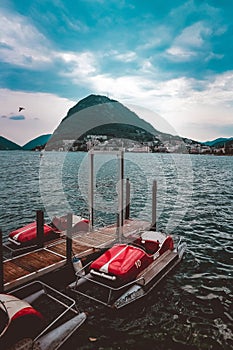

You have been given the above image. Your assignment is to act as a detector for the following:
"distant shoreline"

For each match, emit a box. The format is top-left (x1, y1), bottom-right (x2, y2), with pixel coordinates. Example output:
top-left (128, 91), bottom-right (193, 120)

top-left (1, 149), bottom-right (232, 156)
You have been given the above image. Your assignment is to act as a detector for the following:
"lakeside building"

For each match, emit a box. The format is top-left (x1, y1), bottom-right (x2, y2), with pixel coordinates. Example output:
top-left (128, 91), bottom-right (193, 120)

top-left (36, 135), bottom-right (233, 155)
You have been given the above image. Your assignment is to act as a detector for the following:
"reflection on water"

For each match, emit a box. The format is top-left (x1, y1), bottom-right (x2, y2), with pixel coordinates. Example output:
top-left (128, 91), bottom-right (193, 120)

top-left (0, 151), bottom-right (232, 349)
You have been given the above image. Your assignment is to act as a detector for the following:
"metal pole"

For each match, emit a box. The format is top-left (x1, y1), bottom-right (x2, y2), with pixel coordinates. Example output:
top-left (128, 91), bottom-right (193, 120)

top-left (151, 180), bottom-right (157, 231)
top-left (0, 228), bottom-right (4, 293)
top-left (89, 152), bottom-right (94, 231)
top-left (125, 178), bottom-right (130, 220)
top-left (36, 210), bottom-right (44, 248)
top-left (66, 212), bottom-right (73, 264)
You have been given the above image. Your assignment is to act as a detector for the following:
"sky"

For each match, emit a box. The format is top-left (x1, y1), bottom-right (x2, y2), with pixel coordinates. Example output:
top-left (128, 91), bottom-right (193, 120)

top-left (0, 0), bottom-right (233, 146)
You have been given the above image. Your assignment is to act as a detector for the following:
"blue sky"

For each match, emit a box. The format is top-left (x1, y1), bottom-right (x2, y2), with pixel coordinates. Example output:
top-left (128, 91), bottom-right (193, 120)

top-left (0, 0), bottom-right (233, 145)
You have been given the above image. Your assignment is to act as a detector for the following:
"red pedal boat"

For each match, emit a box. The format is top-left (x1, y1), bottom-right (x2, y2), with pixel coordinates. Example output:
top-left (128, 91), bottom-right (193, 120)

top-left (0, 293), bottom-right (43, 348)
top-left (0, 281), bottom-right (86, 349)
top-left (69, 230), bottom-right (186, 309)
top-left (90, 231), bottom-right (174, 283)
top-left (8, 215), bottom-right (89, 246)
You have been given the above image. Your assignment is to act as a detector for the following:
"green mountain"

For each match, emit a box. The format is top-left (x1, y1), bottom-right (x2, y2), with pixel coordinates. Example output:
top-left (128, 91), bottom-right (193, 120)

top-left (203, 137), bottom-right (233, 147)
top-left (0, 136), bottom-right (22, 150)
top-left (46, 94), bottom-right (173, 150)
top-left (64, 95), bottom-right (117, 120)
top-left (23, 134), bottom-right (52, 150)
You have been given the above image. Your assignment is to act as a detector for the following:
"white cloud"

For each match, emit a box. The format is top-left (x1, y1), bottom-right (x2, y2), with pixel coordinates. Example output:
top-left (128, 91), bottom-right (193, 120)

top-left (204, 52), bottom-right (224, 62)
top-left (0, 10), bottom-right (52, 68)
top-left (58, 51), bottom-right (97, 77)
top-left (137, 25), bottom-right (172, 51)
top-left (140, 59), bottom-right (154, 73)
top-left (89, 74), bottom-right (156, 101)
top-left (80, 70), bottom-right (233, 141)
top-left (166, 46), bottom-right (197, 60)
top-left (0, 9), bottom-right (96, 75)
top-left (178, 22), bottom-right (211, 47)
top-left (1, 69), bottom-right (233, 144)
top-left (113, 51), bottom-right (137, 63)
top-left (166, 21), bottom-right (211, 61)
top-left (61, 14), bottom-right (89, 33)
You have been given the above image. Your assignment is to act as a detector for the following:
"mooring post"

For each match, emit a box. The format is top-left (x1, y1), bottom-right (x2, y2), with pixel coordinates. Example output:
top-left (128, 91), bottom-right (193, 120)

top-left (36, 210), bottom-right (44, 248)
top-left (0, 228), bottom-right (4, 293)
top-left (66, 212), bottom-right (73, 264)
top-left (125, 178), bottom-right (130, 220)
top-left (117, 149), bottom-right (124, 240)
top-left (89, 151), bottom-right (94, 231)
top-left (116, 213), bottom-right (121, 243)
top-left (151, 180), bottom-right (157, 231)
top-left (120, 150), bottom-right (124, 227)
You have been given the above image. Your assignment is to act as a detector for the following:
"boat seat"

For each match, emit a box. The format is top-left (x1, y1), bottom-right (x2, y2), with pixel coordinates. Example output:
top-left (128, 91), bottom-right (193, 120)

top-left (143, 240), bottom-right (160, 255)
top-left (132, 238), bottom-right (159, 255)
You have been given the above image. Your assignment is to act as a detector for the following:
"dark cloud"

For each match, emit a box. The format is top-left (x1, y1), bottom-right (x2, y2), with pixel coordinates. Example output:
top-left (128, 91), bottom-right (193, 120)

top-left (9, 115), bottom-right (26, 120)
top-left (1, 115), bottom-right (8, 118)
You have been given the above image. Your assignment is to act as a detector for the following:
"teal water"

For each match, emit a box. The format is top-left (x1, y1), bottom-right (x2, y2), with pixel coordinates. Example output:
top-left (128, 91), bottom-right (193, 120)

top-left (0, 151), bottom-right (232, 349)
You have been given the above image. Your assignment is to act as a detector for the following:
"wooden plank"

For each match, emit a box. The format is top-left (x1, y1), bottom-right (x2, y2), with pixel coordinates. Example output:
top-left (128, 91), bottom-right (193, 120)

top-left (82, 231), bottom-right (116, 241)
top-left (72, 236), bottom-right (110, 247)
top-left (3, 249), bottom-right (65, 290)
top-left (87, 231), bottom-right (116, 239)
top-left (47, 241), bottom-right (94, 256)
top-left (3, 261), bottom-right (30, 283)
top-left (123, 219), bottom-right (150, 236)
top-left (96, 226), bottom-right (118, 235)
top-left (13, 250), bottom-right (63, 271)
top-left (88, 219), bottom-right (149, 236)
top-left (50, 219), bottom-right (150, 258)
top-left (4, 260), bottom-right (66, 292)
top-left (72, 230), bottom-right (116, 247)
top-left (73, 236), bottom-right (101, 246)
top-left (137, 251), bottom-right (178, 286)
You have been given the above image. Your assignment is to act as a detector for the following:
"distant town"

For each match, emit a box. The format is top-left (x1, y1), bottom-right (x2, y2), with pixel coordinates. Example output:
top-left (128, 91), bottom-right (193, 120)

top-left (1, 133), bottom-right (233, 155)
top-left (43, 134), bottom-right (233, 155)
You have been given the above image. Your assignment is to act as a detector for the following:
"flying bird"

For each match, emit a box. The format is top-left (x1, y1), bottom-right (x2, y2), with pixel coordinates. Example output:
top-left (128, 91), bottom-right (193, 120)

top-left (18, 107), bottom-right (25, 112)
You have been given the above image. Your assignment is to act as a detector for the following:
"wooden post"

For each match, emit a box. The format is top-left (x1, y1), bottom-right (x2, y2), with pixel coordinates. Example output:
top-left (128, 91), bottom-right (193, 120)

top-left (116, 213), bottom-right (121, 243)
top-left (89, 152), bottom-right (94, 231)
top-left (66, 213), bottom-right (73, 264)
top-left (117, 149), bottom-right (124, 239)
top-left (120, 150), bottom-right (124, 227)
top-left (125, 178), bottom-right (130, 220)
top-left (151, 180), bottom-right (157, 231)
top-left (0, 228), bottom-right (4, 293)
top-left (36, 210), bottom-right (44, 248)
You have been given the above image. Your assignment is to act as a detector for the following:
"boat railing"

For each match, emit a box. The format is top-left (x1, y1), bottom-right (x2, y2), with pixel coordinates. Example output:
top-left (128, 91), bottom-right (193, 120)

top-left (75, 260), bottom-right (93, 277)
top-left (3, 241), bottom-right (38, 259)
top-left (73, 264), bottom-right (145, 307)
top-left (177, 239), bottom-right (187, 258)
top-left (11, 280), bottom-right (80, 342)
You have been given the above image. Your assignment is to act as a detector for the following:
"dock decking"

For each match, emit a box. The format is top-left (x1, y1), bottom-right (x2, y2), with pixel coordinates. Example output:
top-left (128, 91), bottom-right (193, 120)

top-left (3, 219), bottom-right (150, 291)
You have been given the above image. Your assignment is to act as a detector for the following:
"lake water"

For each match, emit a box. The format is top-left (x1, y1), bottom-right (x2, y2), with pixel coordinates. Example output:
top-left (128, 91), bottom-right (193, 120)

top-left (0, 151), bottom-right (232, 349)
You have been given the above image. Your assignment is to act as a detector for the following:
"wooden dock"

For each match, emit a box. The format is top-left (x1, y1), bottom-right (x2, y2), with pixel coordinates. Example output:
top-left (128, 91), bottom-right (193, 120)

top-left (3, 219), bottom-right (150, 292)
